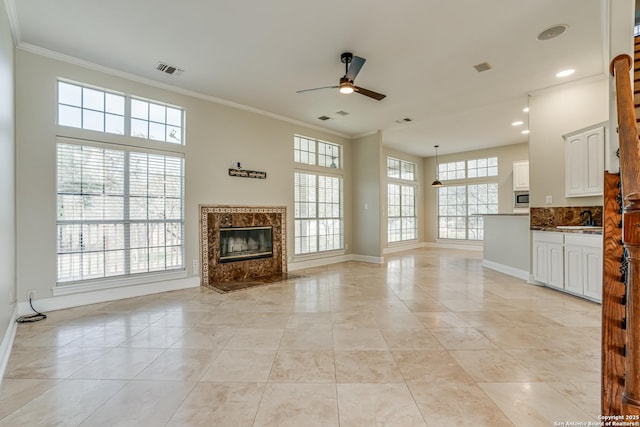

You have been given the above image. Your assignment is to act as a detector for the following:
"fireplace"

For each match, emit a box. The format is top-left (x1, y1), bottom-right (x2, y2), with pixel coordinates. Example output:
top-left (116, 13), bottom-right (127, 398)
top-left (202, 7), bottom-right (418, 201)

top-left (220, 226), bottom-right (273, 263)
top-left (199, 205), bottom-right (287, 289)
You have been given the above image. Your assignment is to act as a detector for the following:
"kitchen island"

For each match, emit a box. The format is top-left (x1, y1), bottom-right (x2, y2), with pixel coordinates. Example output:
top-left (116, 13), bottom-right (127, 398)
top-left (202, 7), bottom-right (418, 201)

top-left (480, 213), bottom-right (530, 280)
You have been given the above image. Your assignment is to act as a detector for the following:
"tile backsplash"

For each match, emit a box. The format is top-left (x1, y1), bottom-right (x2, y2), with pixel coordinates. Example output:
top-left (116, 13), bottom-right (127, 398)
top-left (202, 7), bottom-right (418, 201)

top-left (530, 206), bottom-right (603, 228)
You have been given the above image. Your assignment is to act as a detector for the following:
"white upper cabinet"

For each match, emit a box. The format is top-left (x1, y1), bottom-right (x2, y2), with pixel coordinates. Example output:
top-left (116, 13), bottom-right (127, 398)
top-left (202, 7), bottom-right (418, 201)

top-left (512, 161), bottom-right (529, 191)
top-left (564, 126), bottom-right (604, 197)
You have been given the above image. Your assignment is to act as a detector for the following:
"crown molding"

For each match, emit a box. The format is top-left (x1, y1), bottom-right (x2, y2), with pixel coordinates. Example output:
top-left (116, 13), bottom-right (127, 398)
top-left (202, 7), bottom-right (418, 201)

top-left (3, 0), bottom-right (21, 45)
top-left (17, 42), bottom-right (352, 140)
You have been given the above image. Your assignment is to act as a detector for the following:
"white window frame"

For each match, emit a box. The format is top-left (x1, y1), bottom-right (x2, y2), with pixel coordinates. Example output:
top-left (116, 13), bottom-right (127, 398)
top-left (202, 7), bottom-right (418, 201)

top-left (294, 135), bottom-right (341, 169)
top-left (55, 79), bottom-right (187, 290)
top-left (294, 171), bottom-right (344, 255)
top-left (56, 139), bottom-right (185, 285)
top-left (387, 157), bottom-right (418, 244)
top-left (437, 183), bottom-right (498, 241)
top-left (293, 135), bottom-right (344, 257)
top-left (57, 79), bottom-right (185, 145)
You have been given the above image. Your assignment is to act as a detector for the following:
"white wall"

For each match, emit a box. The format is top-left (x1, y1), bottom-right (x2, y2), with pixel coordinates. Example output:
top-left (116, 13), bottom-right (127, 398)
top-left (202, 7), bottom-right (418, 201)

top-left (351, 132), bottom-right (382, 257)
top-left (422, 142), bottom-right (529, 242)
top-left (0, 0), bottom-right (16, 353)
top-left (14, 49), bottom-right (352, 304)
top-left (528, 77), bottom-right (609, 207)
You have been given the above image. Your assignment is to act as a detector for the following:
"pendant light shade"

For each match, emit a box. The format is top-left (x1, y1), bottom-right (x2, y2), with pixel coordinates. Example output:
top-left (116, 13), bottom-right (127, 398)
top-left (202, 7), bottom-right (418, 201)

top-left (431, 145), bottom-right (443, 187)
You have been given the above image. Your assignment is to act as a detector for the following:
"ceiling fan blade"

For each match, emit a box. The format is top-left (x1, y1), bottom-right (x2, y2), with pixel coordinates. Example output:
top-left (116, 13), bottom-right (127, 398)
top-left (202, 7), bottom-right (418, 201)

top-left (345, 56), bottom-right (366, 81)
top-left (296, 86), bottom-right (339, 94)
top-left (353, 86), bottom-right (386, 101)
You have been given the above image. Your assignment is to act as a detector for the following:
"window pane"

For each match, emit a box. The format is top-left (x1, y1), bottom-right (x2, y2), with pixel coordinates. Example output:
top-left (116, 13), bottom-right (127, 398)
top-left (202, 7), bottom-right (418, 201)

top-left (83, 88), bottom-right (104, 111)
top-left (59, 82), bottom-right (82, 106)
top-left (58, 105), bottom-right (82, 128)
top-left (105, 93), bottom-right (125, 115)
top-left (131, 99), bottom-right (149, 120)
top-left (149, 103), bottom-right (166, 123)
top-left (83, 109), bottom-right (104, 132)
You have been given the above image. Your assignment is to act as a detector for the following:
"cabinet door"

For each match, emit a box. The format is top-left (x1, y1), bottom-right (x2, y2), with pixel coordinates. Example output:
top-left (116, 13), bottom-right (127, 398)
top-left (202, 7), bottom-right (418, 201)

top-left (513, 161), bottom-right (529, 191)
top-left (532, 241), bottom-right (547, 283)
top-left (564, 126), bottom-right (604, 197)
top-left (565, 135), bottom-right (586, 197)
top-left (583, 246), bottom-right (602, 302)
top-left (564, 245), bottom-right (583, 295)
top-left (584, 128), bottom-right (604, 195)
top-left (547, 243), bottom-right (564, 289)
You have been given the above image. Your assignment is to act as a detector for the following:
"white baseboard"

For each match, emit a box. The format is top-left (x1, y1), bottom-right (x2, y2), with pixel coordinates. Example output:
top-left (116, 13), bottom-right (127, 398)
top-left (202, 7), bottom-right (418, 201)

top-left (18, 276), bottom-right (200, 316)
top-left (383, 242), bottom-right (427, 254)
top-left (424, 242), bottom-right (483, 251)
top-left (288, 253), bottom-right (384, 271)
top-left (482, 260), bottom-right (529, 281)
top-left (351, 254), bottom-right (385, 264)
top-left (0, 305), bottom-right (18, 383)
top-left (288, 254), bottom-right (352, 271)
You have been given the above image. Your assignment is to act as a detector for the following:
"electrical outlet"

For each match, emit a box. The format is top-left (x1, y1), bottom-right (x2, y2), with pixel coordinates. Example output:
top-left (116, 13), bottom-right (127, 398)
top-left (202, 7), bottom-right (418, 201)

top-left (27, 289), bottom-right (36, 300)
top-left (192, 259), bottom-right (198, 275)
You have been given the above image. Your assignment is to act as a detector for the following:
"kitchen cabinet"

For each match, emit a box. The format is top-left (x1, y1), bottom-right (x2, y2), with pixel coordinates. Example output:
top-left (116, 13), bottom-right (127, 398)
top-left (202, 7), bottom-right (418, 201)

top-left (532, 231), bottom-right (602, 302)
top-left (512, 161), bottom-right (529, 191)
top-left (564, 126), bottom-right (604, 197)
top-left (532, 231), bottom-right (564, 290)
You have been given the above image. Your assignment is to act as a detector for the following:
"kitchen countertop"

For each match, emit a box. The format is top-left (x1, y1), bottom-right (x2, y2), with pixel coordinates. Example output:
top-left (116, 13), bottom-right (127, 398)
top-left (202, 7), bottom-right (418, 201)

top-left (530, 225), bottom-right (603, 235)
top-left (475, 213), bottom-right (530, 216)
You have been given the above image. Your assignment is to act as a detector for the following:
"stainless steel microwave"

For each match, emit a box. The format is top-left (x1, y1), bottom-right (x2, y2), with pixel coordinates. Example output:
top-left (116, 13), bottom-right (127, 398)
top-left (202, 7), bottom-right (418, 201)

top-left (514, 191), bottom-right (529, 208)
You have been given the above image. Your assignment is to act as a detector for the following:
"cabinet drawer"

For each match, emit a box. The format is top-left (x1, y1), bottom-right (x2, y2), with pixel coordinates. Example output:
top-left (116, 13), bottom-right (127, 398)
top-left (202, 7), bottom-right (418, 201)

top-left (564, 234), bottom-right (601, 248)
top-left (532, 231), bottom-right (564, 244)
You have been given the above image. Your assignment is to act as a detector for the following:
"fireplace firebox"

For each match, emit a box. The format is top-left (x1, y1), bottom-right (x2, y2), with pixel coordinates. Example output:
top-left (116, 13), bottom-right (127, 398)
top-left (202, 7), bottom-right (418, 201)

top-left (219, 226), bottom-right (273, 263)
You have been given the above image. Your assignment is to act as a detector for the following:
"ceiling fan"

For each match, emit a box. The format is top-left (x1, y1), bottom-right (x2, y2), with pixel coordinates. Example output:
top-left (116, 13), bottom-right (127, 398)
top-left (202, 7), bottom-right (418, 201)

top-left (296, 52), bottom-right (386, 101)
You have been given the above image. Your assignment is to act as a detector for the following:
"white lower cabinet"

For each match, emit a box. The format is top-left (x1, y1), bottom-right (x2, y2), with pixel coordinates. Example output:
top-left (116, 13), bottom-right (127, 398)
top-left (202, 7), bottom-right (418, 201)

top-left (532, 231), bottom-right (602, 302)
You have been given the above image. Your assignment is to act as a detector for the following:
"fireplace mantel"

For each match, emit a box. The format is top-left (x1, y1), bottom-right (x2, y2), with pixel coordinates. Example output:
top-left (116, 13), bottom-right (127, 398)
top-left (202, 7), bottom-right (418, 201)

top-left (199, 205), bottom-right (287, 289)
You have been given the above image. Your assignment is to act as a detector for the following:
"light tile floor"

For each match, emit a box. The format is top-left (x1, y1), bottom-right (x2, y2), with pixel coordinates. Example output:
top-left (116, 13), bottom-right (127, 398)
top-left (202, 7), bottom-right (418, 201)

top-left (0, 248), bottom-right (601, 426)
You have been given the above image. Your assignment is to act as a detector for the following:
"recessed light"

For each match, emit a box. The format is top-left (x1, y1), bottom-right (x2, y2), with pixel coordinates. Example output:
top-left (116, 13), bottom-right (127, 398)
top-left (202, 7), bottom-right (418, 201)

top-left (556, 69), bottom-right (575, 78)
top-left (512, 121), bottom-right (524, 126)
top-left (521, 129), bottom-right (530, 135)
top-left (523, 107), bottom-right (529, 113)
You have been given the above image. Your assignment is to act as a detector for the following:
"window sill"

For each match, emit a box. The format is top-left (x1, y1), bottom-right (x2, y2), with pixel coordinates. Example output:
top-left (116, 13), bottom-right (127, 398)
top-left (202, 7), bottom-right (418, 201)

top-left (52, 270), bottom-right (188, 296)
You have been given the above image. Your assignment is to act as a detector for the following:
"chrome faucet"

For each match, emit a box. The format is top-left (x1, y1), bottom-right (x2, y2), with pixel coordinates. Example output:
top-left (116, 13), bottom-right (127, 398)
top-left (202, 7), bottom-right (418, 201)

top-left (580, 210), bottom-right (595, 226)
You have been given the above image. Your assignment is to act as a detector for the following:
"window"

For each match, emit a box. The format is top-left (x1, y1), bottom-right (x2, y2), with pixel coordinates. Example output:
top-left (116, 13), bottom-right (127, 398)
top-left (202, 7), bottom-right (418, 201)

top-left (56, 142), bottom-right (185, 283)
top-left (58, 81), bottom-right (125, 135)
top-left (437, 183), bottom-right (498, 240)
top-left (294, 172), bottom-right (343, 254)
top-left (131, 98), bottom-right (184, 144)
top-left (387, 157), bottom-right (417, 243)
top-left (438, 161), bottom-right (465, 180)
top-left (388, 183), bottom-right (417, 242)
top-left (436, 157), bottom-right (498, 181)
top-left (387, 157), bottom-right (415, 181)
top-left (468, 157), bottom-right (498, 178)
top-left (294, 135), bottom-right (341, 168)
top-left (57, 80), bottom-right (185, 145)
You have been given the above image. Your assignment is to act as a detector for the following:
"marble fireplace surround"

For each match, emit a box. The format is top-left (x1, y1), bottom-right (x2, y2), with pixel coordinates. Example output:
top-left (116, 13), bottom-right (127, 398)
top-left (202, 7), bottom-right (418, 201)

top-left (199, 205), bottom-right (287, 289)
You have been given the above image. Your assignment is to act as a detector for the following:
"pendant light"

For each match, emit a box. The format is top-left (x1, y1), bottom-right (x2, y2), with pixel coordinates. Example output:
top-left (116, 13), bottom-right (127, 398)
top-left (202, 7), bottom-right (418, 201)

top-left (431, 145), bottom-right (443, 187)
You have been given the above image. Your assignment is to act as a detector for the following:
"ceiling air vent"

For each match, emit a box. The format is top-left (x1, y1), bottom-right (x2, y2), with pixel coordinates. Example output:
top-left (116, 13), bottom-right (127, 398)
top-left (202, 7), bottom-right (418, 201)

top-left (335, 110), bottom-right (349, 116)
top-left (317, 115), bottom-right (331, 121)
top-left (395, 117), bottom-right (413, 124)
top-left (156, 62), bottom-right (183, 76)
top-left (473, 62), bottom-right (492, 73)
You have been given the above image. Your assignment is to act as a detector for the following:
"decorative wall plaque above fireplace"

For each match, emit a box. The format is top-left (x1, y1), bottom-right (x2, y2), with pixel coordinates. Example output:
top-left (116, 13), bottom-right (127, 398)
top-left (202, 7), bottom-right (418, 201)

top-left (199, 205), bottom-right (287, 290)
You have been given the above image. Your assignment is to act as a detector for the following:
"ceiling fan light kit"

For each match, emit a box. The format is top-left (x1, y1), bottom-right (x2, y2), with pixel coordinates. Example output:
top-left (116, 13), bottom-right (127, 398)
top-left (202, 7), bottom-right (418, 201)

top-left (297, 52), bottom-right (386, 100)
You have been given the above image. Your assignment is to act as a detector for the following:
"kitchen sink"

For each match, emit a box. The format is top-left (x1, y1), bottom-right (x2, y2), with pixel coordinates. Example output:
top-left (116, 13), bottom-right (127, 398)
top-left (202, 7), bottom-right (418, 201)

top-left (556, 225), bottom-right (602, 230)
